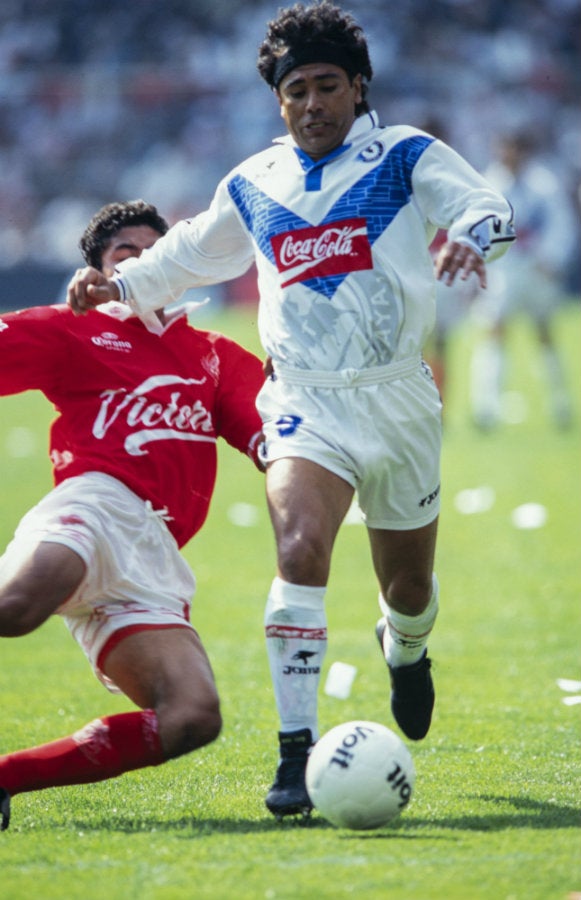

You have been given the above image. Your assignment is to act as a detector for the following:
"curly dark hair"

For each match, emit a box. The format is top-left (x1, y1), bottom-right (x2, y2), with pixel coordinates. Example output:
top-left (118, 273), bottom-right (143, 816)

top-left (79, 200), bottom-right (168, 270)
top-left (257, 1), bottom-right (373, 115)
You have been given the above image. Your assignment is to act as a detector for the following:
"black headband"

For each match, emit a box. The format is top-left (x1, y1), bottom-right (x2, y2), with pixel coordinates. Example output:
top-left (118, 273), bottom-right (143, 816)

top-left (272, 42), bottom-right (360, 89)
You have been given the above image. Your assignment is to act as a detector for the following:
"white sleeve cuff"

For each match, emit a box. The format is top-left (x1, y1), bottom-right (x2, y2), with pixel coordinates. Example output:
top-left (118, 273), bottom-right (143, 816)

top-left (112, 274), bottom-right (128, 303)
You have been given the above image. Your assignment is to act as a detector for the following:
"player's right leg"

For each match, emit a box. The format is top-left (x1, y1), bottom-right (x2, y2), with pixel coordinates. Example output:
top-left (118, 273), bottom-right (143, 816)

top-left (0, 626), bottom-right (221, 830)
top-left (470, 332), bottom-right (505, 430)
top-left (102, 625), bottom-right (222, 759)
top-left (263, 457), bottom-right (354, 819)
top-left (537, 319), bottom-right (573, 428)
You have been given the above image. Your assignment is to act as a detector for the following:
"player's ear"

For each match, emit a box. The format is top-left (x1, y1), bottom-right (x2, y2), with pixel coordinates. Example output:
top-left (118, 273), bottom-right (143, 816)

top-left (274, 89), bottom-right (285, 116)
top-left (352, 73), bottom-right (363, 106)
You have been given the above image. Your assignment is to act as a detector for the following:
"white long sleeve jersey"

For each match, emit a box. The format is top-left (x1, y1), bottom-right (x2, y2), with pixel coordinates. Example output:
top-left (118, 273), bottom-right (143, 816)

top-left (117, 111), bottom-right (515, 371)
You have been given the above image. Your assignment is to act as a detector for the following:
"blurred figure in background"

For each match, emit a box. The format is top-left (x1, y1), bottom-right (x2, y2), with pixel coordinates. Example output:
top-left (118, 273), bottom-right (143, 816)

top-left (426, 225), bottom-right (479, 406)
top-left (470, 129), bottom-right (577, 430)
top-left (420, 117), bottom-right (480, 407)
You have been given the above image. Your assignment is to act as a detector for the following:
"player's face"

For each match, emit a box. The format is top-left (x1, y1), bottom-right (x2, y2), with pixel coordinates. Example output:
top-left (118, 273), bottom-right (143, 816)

top-left (100, 225), bottom-right (162, 277)
top-left (276, 63), bottom-right (362, 161)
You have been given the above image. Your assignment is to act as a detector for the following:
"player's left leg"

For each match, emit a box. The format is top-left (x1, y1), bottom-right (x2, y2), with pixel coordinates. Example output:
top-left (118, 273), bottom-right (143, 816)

top-left (537, 318), bottom-right (573, 428)
top-left (470, 325), bottom-right (506, 430)
top-left (369, 519), bottom-right (439, 740)
top-left (0, 627), bottom-right (220, 830)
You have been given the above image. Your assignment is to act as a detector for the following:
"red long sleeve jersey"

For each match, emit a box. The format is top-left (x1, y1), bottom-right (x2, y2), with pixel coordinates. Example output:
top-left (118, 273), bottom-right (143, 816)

top-left (0, 303), bottom-right (264, 548)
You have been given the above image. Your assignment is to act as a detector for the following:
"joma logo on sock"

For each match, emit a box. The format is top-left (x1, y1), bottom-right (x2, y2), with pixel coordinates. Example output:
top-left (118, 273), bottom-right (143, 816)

top-left (284, 649), bottom-right (320, 672)
top-left (292, 650), bottom-right (317, 665)
top-left (282, 650), bottom-right (321, 675)
top-left (283, 664), bottom-right (320, 675)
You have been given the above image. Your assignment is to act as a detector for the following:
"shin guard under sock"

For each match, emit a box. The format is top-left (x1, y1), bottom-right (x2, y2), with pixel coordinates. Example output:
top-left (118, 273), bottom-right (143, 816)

top-left (379, 574), bottom-right (439, 667)
top-left (264, 577), bottom-right (327, 740)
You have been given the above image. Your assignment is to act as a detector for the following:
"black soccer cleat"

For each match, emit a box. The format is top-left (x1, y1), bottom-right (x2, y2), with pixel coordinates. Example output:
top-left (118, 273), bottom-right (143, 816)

top-left (265, 728), bottom-right (314, 820)
top-left (0, 788), bottom-right (11, 831)
top-left (376, 618), bottom-right (435, 740)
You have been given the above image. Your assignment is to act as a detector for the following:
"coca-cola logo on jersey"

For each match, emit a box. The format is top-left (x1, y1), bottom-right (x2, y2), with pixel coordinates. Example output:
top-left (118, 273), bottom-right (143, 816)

top-left (92, 374), bottom-right (215, 456)
top-left (271, 217), bottom-right (373, 288)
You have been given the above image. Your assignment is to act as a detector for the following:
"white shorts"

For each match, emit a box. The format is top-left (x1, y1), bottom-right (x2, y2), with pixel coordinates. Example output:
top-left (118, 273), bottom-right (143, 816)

top-left (257, 357), bottom-right (442, 530)
top-left (0, 472), bottom-right (195, 692)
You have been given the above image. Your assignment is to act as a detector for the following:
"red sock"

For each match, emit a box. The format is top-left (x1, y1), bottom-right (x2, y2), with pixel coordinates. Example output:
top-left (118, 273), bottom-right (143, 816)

top-left (0, 710), bottom-right (164, 796)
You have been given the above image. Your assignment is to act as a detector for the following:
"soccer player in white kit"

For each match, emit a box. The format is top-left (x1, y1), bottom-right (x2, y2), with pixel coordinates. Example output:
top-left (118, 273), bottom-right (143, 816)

top-left (470, 129), bottom-right (576, 429)
top-left (68, 3), bottom-right (516, 819)
top-left (0, 201), bottom-right (265, 830)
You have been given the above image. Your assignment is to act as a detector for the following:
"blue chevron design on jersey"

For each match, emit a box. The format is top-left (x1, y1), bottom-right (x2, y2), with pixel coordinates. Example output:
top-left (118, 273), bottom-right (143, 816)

top-left (228, 135), bottom-right (433, 299)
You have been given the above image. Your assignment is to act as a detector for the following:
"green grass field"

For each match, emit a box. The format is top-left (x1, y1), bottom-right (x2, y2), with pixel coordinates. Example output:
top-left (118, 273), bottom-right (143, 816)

top-left (0, 303), bottom-right (579, 900)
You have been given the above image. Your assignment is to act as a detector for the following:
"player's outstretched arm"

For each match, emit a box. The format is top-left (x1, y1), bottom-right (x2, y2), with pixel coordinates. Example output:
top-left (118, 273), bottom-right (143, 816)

top-left (67, 266), bottom-right (120, 314)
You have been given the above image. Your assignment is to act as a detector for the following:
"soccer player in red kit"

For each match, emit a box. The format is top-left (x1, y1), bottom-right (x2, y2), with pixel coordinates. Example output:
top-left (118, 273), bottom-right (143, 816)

top-left (0, 200), bottom-right (265, 830)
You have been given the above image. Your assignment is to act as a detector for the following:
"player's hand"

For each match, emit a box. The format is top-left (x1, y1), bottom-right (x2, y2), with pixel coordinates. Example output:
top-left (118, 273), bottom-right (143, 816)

top-left (435, 240), bottom-right (487, 289)
top-left (263, 356), bottom-right (274, 379)
top-left (67, 267), bottom-right (120, 314)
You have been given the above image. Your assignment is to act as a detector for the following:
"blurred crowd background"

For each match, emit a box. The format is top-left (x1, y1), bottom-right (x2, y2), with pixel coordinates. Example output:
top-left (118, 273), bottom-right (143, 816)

top-left (0, 0), bottom-right (579, 306)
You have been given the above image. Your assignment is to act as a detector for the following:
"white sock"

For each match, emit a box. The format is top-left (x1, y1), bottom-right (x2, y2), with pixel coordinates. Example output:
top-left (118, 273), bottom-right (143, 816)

top-left (470, 337), bottom-right (504, 425)
top-left (378, 574), bottom-right (439, 667)
top-left (264, 577), bottom-right (327, 740)
top-left (543, 346), bottom-right (572, 423)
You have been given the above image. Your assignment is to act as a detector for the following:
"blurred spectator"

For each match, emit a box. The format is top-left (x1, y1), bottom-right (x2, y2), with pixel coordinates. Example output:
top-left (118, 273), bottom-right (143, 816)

top-left (0, 0), bottom-right (579, 295)
top-left (470, 128), bottom-right (577, 429)
top-left (418, 117), bottom-right (480, 406)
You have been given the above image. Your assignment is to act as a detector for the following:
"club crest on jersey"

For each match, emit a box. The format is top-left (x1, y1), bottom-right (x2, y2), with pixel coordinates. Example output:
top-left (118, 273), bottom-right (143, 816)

top-left (270, 217), bottom-right (372, 288)
top-left (358, 140), bottom-right (385, 163)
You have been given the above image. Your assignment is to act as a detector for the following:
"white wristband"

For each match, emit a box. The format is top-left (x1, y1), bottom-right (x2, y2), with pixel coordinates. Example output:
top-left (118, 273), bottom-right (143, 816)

top-left (112, 274), bottom-right (128, 303)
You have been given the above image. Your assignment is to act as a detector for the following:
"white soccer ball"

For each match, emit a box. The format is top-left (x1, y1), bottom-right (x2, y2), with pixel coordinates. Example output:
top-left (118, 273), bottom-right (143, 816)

top-left (306, 720), bottom-right (415, 830)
